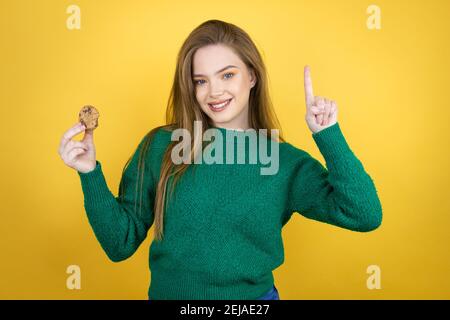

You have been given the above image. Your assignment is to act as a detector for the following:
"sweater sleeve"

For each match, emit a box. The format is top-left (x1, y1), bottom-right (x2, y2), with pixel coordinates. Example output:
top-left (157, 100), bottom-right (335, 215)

top-left (77, 137), bottom-right (155, 262)
top-left (287, 122), bottom-right (382, 232)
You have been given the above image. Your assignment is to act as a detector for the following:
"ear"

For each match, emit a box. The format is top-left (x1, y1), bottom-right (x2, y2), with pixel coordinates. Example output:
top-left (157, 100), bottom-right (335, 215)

top-left (249, 68), bottom-right (257, 88)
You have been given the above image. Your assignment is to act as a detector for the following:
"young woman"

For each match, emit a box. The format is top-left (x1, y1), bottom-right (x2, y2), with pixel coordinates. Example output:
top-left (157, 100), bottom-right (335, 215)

top-left (58, 19), bottom-right (382, 300)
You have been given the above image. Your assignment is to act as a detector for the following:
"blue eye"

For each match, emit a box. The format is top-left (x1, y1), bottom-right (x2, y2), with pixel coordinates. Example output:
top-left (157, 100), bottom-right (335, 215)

top-left (224, 72), bottom-right (234, 79)
top-left (194, 79), bottom-right (206, 86)
top-left (194, 73), bottom-right (234, 86)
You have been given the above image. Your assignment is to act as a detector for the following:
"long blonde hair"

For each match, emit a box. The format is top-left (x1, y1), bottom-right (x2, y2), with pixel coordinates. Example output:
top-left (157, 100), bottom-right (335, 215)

top-left (120, 19), bottom-right (285, 242)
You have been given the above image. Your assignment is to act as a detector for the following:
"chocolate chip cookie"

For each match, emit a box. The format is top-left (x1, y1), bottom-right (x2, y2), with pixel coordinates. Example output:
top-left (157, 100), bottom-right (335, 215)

top-left (79, 105), bottom-right (99, 130)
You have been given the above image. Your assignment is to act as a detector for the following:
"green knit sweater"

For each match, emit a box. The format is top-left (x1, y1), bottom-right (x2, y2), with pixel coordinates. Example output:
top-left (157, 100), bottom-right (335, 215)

top-left (77, 122), bottom-right (382, 300)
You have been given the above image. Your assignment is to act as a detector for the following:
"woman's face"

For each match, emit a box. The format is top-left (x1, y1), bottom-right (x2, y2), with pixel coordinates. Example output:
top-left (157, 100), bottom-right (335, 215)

top-left (192, 44), bottom-right (256, 130)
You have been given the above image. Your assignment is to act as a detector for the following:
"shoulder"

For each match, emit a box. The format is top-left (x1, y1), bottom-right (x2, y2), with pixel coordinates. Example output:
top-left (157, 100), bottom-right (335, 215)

top-left (128, 125), bottom-right (174, 179)
top-left (149, 125), bottom-right (174, 149)
top-left (125, 125), bottom-right (174, 169)
top-left (279, 141), bottom-right (313, 163)
top-left (137, 124), bottom-right (174, 153)
top-left (277, 140), bottom-right (326, 176)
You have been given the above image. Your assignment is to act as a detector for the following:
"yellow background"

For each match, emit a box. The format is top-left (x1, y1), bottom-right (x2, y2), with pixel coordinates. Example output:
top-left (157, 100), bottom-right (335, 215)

top-left (1, 0), bottom-right (449, 299)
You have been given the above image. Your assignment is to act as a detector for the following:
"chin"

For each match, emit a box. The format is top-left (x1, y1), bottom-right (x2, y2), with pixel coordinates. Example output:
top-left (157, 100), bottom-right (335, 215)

top-left (203, 109), bottom-right (230, 121)
top-left (209, 112), bottom-right (236, 123)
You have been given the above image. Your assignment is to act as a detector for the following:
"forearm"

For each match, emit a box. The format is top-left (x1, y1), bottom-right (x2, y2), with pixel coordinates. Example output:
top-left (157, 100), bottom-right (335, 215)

top-left (78, 161), bottom-right (152, 262)
top-left (311, 122), bottom-right (383, 231)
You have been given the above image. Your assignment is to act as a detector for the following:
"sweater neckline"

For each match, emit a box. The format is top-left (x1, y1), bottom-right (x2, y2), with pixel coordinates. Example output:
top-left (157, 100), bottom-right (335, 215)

top-left (207, 126), bottom-right (281, 145)
top-left (210, 126), bottom-right (250, 132)
top-left (209, 126), bottom-right (266, 138)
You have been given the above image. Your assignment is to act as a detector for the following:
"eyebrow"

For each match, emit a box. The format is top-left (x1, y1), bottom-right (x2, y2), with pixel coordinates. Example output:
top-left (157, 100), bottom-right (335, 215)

top-left (193, 65), bottom-right (239, 78)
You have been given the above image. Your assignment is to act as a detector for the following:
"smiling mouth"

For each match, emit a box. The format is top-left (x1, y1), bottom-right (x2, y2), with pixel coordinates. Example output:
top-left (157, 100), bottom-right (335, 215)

top-left (208, 98), bottom-right (232, 112)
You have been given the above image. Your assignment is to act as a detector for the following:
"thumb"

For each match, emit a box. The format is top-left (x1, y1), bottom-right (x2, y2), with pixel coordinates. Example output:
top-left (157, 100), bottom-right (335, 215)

top-left (82, 128), bottom-right (94, 143)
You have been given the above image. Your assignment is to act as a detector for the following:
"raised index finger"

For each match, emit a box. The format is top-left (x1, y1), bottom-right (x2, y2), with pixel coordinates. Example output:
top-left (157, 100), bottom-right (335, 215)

top-left (58, 122), bottom-right (85, 154)
top-left (304, 65), bottom-right (314, 107)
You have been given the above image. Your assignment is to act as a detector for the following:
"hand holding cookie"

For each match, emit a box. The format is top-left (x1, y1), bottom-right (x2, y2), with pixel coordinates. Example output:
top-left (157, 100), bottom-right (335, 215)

top-left (58, 105), bottom-right (99, 174)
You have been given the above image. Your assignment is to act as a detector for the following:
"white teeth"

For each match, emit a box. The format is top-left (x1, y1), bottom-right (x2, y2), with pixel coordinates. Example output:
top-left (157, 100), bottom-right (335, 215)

top-left (209, 99), bottom-right (230, 109)
top-left (214, 101), bottom-right (227, 107)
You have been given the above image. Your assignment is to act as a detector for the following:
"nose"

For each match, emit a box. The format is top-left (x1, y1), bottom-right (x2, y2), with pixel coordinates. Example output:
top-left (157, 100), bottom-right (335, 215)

top-left (209, 79), bottom-right (225, 97)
